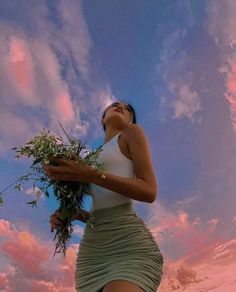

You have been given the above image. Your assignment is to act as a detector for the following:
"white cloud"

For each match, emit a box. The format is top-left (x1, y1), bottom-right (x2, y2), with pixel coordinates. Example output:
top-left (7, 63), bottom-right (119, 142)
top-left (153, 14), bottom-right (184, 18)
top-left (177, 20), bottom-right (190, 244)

top-left (206, 0), bottom-right (236, 131)
top-left (153, 17), bottom-right (202, 124)
top-left (169, 83), bottom-right (202, 122)
top-left (0, 0), bottom-right (115, 156)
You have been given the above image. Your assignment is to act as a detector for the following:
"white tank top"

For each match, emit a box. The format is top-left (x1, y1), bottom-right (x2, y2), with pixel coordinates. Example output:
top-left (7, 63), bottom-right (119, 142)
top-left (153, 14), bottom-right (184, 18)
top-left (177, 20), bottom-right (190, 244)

top-left (89, 132), bottom-right (135, 211)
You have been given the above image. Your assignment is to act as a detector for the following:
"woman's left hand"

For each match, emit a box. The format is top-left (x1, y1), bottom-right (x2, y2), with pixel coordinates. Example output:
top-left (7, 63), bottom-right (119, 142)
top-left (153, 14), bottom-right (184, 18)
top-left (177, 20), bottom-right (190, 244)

top-left (43, 157), bottom-right (93, 183)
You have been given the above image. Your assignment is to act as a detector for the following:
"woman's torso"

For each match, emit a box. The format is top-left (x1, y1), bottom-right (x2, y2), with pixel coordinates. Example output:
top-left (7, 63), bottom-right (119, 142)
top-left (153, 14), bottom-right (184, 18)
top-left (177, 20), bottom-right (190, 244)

top-left (89, 131), bottom-right (136, 211)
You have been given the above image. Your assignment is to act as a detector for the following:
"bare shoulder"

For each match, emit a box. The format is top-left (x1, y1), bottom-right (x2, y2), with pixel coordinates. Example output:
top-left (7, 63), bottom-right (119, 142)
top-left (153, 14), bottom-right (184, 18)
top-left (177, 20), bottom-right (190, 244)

top-left (123, 124), bottom-right (148, 144)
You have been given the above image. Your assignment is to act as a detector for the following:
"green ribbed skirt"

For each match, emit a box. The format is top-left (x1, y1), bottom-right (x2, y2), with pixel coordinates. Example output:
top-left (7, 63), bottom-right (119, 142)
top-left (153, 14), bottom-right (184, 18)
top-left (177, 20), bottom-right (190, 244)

top-left (75, 202), bottom-right (163, 292)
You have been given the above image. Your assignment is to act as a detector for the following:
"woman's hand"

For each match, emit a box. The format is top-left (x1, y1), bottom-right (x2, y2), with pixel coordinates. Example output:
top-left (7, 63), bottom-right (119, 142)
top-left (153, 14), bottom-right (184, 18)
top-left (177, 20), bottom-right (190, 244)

top-left (72, 209), bottom-right (90, 223)
top-left (50, 209), bottom-right (63, 232)
top-left (43, 157), bottom-right (93, 183)
top-left (49, 208), bottom-right (90, 232)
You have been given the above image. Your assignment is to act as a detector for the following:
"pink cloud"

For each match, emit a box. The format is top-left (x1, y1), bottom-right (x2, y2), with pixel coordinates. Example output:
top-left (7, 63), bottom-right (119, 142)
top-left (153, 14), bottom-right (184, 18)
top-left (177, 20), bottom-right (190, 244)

top-left (8, 36), bottom-right (34, 96)
top-left (0, 30), bottom-right (79, 153)
top-left (144, 202), bottom-right (236, 290)
top-left (1, 207), bottom-right (235, 292)
top-left (225, 61), bottom-right (236, 130)
top-left (147, 203), bottom-right (216, 255)
top-left (1, 231), bottom-right (51, 276)
top-left (0, 16), bottom-right (91, 154)
top-left (0, 219), bottom-right (77, 291)
top-left (0, 272), bottom-right (10, 291)
top-left (0, 0), bottom-right (116, 155)
top-left (0, 219), bottom-right (15, 238)
top-left (225, 93), bottom-right (236, 130)
top-left (54, 91), bottom-right (76, 123)
top-left (159, 239), bottom-right (236, 291)
top-left (207, 0), bottom-right (236, 131)
top-left (226, 63), bottom-right (236, 94)
top-left (26, 280), bottom-right (59, 292)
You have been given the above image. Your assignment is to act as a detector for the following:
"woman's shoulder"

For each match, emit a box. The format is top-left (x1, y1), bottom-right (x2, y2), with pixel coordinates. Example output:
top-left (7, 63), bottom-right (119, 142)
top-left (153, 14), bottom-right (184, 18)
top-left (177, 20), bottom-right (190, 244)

top-left (121, 124), bottom-right (148, 152)
top-left (123, 124), bottom-right (146, 140)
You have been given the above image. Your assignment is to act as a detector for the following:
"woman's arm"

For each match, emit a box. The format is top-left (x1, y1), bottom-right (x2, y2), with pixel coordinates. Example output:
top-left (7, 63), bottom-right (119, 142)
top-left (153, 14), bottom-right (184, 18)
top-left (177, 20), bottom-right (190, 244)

top-left (89, 124), bottom-right (158, 203)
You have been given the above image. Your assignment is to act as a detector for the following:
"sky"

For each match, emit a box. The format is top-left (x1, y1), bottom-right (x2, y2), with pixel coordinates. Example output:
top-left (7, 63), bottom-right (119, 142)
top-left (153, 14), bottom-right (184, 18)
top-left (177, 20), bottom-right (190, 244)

top-left (0, 0), bottom-right (236, 291)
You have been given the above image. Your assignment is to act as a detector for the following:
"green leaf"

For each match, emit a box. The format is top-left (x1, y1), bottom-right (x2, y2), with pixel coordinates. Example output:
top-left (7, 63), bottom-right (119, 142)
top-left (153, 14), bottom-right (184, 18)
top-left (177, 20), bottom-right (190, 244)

top-left (33, 158), bottom-right (41, 166)
top-left (45, 190), bottom-right (50, 198)
top-left (14, 183), bottom-right (23, 191)
top-left (0, 195), bottom-right (3, 206)
top-left (26, 200), bottom-right (38, 207)
top-left (61, 207), bottom-right (70, 219)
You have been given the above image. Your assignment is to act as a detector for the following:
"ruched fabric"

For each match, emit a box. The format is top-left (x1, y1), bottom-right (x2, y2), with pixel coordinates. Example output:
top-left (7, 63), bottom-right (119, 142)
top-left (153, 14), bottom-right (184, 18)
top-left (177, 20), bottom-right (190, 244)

top-left (75, 202), bottom-right (164, 292)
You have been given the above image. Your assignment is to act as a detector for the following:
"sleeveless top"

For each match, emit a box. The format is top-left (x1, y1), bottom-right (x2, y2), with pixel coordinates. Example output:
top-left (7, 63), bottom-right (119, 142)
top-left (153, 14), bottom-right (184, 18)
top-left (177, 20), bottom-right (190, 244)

top-left (89, 132), bottom-right (135, 211)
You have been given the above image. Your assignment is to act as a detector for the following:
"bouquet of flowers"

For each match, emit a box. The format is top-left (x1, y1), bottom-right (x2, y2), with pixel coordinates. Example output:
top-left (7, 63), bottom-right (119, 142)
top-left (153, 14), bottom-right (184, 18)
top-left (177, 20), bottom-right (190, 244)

top-left (0, 121), bottom-right (105, 257)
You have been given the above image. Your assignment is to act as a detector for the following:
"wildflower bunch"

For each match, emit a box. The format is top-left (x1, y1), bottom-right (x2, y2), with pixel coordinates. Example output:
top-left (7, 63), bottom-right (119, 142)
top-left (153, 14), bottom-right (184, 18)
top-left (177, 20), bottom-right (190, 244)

top-left (0, 123), bottom-right (104, 257)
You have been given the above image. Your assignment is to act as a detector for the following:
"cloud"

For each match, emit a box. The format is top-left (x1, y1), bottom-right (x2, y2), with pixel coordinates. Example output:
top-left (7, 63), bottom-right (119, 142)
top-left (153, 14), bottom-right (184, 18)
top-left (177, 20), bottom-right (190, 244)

top-left (0, 0), bottom-right (115, 156)
top-left (153, 6), bottom-right (202, 124)
top-left (146, 200), bottom-right (233, 260)
top-left (0, 219), bottom-right (16, 239)
top-left (1, 231), bottom-right (51, 276)
top-left (169, 83), bottom-right (202, 122)
top-left (0, 24), bottom-right (76, 154)
top-left (143, 201), bottom-right (236, 291)
top-left (8, 36), bottom-right (34, 98)
top-left (1, 202), bottom-right (235, 292)
top-left (0, 219), bottom-right (78, 291)
top-left (207, 0), bottom-right (236, 47)
top-left (207, 0), bottom-right (236, 131)
top-left (57, 0), bottom-right (92, 81)
top-left (225, 63), bottom-right (236, 130)
top-left (73, 225), bottom-right (84, 238)
top-left (0, 272), bottom-right (10, 291)
top-left (159, 238), bottom-right (236, 291)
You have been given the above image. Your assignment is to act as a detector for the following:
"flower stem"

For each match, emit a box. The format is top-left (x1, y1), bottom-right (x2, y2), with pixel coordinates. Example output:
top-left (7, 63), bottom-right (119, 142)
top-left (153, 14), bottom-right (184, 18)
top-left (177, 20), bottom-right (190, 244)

top-left (0, 178), bottom-right (21, 194)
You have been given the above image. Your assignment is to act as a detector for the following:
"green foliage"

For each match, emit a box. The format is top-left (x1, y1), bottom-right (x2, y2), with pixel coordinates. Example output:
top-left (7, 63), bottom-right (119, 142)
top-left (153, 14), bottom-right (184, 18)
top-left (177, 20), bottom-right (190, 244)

top-left (0, 195), bottom-right (3, 206)
top-left (0, 123), bottom-right (105, 257)
top-left (26, 200), bottom-right (38, 207)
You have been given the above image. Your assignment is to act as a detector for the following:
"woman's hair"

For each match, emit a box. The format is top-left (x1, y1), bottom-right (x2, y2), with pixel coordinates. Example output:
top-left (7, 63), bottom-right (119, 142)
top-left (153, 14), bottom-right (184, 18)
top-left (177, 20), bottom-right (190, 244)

top-left (101, 100), bottom-right (137, 132)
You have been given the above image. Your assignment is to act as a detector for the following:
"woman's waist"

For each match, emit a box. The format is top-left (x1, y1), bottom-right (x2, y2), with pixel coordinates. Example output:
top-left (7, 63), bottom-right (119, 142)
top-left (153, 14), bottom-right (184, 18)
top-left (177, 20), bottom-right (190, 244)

top-left (89, 202), bottom-right (136, 222)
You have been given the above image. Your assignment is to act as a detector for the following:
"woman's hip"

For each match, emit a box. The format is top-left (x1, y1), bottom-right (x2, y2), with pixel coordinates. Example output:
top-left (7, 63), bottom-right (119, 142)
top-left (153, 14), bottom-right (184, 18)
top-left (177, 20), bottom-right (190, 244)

top-left (77, 202), bottom-right (163, 262)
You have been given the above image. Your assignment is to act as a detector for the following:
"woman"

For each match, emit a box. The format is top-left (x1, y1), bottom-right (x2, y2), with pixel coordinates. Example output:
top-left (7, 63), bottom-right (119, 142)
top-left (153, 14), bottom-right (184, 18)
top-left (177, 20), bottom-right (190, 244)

top-left (45, 100), bottom-right (164, 292)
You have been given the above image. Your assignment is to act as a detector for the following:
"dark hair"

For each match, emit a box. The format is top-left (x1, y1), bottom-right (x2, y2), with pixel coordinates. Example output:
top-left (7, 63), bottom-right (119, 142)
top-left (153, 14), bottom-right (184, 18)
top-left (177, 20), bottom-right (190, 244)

top-left (101, 100), bottom-right (137, 132)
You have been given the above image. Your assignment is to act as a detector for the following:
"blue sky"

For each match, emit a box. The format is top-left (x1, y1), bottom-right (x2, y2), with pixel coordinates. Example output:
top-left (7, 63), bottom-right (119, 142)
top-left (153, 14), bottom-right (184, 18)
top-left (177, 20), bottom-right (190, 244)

top-left (0, 1), bottom-right (236, 291)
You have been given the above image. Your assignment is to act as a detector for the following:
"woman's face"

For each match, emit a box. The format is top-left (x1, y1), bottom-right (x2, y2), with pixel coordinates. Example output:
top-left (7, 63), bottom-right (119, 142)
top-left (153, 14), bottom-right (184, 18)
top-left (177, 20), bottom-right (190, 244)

top-left (102, 102), bottom-right (133, 129)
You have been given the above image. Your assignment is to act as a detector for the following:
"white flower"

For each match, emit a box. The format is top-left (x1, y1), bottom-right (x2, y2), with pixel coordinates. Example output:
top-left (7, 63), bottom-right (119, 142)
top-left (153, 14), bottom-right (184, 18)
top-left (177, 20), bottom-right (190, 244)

top-left (25, 187), bottom-right (44, 199)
